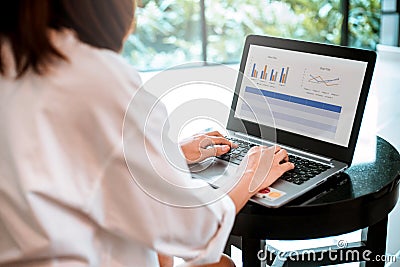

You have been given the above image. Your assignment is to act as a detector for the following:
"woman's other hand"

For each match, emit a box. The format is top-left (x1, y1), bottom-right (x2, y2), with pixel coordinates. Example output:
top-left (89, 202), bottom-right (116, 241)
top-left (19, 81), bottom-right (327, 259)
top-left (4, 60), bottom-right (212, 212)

top-left (228, 145), bottom-right (294, 213)
top-left (243, 145), bottom-right (294, 193)
top-left (180, 131), bottom-right (237, 164)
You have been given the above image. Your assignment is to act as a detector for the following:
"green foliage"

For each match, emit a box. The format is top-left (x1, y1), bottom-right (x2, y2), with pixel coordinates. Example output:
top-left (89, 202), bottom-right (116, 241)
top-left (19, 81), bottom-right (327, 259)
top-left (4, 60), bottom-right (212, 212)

top-left (349, 0), bottom-right (381, 49)
top-left (205, 0), bottom-right (343, 63)
top-left (123, 0), bottom-right (381, 71)
top-left (122, 0), bottom-right (202, 70)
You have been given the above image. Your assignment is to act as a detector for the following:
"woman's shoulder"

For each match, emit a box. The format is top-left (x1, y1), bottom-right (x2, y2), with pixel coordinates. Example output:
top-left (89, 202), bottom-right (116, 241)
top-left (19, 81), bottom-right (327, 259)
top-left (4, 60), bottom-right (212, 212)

top-left (50, 29), bottom-right (142, 96)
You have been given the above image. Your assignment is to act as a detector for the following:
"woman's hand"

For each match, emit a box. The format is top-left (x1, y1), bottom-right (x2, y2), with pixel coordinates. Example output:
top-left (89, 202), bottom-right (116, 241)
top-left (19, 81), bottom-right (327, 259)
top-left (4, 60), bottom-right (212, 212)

top-left (180, 131), bottom-right (237, 164)
top-left (243, 145), bottom-right (294, 193)
top-left (228, 145), bottom-right (294, 213)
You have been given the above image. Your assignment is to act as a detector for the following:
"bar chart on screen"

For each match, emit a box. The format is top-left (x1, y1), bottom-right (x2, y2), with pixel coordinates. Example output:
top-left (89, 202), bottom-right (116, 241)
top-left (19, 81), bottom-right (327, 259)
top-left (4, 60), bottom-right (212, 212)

top-left (249, 62), bottom-right (290, 88)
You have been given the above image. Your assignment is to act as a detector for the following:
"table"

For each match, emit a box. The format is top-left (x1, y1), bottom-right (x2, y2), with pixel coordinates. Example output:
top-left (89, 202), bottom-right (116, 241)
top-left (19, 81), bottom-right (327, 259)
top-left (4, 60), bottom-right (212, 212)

top-left (225, 136), bottom-right (400, 266)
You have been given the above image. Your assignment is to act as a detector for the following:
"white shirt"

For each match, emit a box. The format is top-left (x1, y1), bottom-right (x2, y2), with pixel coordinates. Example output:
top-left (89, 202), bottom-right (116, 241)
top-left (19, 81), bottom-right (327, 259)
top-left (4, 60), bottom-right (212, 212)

top-left (0, 30), bottom-right (235, 267)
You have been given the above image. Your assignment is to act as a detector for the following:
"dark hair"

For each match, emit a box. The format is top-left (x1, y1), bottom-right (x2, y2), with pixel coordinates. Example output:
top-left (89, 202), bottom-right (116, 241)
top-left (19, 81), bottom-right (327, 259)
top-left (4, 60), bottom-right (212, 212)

top-left (0, 0), bottom-right (135, 77)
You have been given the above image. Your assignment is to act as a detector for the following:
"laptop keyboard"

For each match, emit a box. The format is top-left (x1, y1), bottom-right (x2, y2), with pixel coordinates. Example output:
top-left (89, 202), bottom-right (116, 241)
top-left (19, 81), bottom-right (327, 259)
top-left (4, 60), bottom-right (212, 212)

top-left (217, 137), bottom-right (332, 185)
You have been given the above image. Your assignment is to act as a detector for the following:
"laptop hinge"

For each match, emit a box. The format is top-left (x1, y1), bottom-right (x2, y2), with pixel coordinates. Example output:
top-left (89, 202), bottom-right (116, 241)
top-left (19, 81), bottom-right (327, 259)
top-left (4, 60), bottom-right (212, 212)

top-left (234, 132), bottom-right (333, 163)
top-left (281, 146), bottom-right (333, 164)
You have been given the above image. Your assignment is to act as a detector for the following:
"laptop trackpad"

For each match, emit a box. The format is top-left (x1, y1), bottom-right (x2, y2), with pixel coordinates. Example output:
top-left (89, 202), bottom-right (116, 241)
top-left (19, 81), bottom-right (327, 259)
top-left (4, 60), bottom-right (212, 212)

top-left (190, 158), bottom-right (237, 184)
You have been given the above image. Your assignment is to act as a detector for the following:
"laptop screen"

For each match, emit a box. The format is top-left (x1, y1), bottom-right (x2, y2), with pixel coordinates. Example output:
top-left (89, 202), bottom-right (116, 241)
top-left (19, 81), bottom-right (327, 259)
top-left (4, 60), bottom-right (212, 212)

top-left (234, 44), bottom-right (368, 148)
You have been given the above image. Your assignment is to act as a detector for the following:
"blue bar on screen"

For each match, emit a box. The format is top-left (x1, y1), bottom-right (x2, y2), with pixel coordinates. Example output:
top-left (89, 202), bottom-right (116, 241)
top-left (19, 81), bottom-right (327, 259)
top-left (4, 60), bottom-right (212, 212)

top-left (244, 86), bottom-right (342, 113)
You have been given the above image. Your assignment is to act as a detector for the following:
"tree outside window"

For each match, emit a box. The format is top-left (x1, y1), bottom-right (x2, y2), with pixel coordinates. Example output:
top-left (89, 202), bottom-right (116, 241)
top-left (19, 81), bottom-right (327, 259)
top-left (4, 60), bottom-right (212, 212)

top-left (122, 0), bottom-right (380, 71)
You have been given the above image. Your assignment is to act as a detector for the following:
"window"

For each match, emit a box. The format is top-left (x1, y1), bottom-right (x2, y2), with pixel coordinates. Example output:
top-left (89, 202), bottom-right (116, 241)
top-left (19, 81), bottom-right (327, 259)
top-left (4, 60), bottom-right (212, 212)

top-left (122, 0), bottom-right (381, 71)
top-left (380, 0), bottom-right (400, 46)
top-left (122, 0), bottom-right (203, 70)
top-left (349, 0), bottom-right (381, 48)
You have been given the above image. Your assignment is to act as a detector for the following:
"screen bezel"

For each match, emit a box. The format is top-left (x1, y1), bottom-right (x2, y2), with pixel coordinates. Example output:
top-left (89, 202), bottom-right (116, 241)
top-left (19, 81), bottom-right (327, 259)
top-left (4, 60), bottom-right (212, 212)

top-left (227, 35), bottom-right (376, 165)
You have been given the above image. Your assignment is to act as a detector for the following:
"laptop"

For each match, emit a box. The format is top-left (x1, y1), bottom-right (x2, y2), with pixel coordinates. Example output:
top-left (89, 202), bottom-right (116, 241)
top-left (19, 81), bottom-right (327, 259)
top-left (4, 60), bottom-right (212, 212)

top-left (190, 35), bottom-right (376, 208)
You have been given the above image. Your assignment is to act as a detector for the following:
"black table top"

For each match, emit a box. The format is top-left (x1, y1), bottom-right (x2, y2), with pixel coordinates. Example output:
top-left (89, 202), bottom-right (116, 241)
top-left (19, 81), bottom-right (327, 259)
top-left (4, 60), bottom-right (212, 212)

top-left (289, 135), bottom-right (400, 206)
top-left (233, 136), bottom-right (400, 239)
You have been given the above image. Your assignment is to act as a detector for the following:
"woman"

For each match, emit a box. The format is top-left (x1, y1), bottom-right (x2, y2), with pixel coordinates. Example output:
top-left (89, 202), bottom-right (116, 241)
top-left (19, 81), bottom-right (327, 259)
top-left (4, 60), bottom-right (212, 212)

top-left (0, 1), bottom-right (294, 266)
